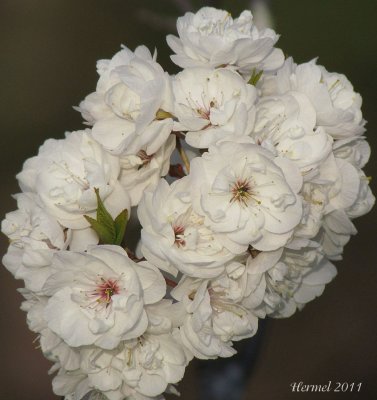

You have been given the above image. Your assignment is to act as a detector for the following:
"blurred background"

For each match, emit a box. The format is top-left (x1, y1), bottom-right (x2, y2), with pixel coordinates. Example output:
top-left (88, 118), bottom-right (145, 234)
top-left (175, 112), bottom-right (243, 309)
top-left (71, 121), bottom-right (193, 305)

top-left (0, 0), bottom-right (376, 399)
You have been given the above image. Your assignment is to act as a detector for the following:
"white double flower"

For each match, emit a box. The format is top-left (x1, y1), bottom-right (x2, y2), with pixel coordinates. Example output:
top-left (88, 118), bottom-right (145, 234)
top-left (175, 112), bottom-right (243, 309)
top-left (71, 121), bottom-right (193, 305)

top-left (189, 141), bottom-right (303, 253)
top-left (43, 246), bottom-right (166, 350)
top-left (139, 178), bottom-right (235, 278)
top-left (173, 67), bottom-right (257, 148)
top-left (263, 58), bottom-right (366, 139)
top-left (78, 46), bottom-right (174, 156)
top-left (16, 130), bottom-right (130, 230)
top-left (167, 7), bottom-right (284, 74)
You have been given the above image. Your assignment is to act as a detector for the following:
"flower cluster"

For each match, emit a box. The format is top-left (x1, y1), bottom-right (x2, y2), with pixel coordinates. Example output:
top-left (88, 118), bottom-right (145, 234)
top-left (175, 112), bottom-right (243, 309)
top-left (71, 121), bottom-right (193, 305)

top-left (2, 7), bottom-right (374, 400)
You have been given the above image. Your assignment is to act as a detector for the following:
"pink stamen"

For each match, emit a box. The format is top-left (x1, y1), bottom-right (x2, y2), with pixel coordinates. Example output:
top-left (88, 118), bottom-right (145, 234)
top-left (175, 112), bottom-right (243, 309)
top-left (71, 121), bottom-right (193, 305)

top-left (230, 178), bottom-right (254, 206)
top-left (137, 150), bottom-right (153, 166)
top-left (173, 225), bottom-right (186, 247)
top-left (91, 278), bottom-right (120, 308)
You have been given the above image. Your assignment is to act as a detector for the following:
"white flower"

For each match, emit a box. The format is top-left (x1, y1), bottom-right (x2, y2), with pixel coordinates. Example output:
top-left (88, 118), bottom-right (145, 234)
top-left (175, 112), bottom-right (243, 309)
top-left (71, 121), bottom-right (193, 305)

top-left (172, 276), bottom-right (258, 359)
top-left (263, 58), bottom-right (365, 138)
top-left (1, 7), bottom-right (375, 400)
top-left (145, 300), bottom-right (179, 335)
top-left (299, 154), bottom-right (368, 258)
top-left (119, 135), bottom-right (176, 206)
top-left (320, 210), bottom-right (356, 260)
top-left (333, 137), bottom-right (371, 169)
top-left (319, 66), bottom-right (365, 137)
top-left (320, 169), bottom-right (374, 259)
top-left (16, 130), bottom-right (130, 229)
top-left (77, 46), bottom-right (174, 156)
top-left (190, 141), bottom-right (303, 253)
top-left (68, 227), bottom-right (100, 252)
top-left (346, 170), bottom-right (374, 219)
top-left (326, 158), bottom-right (361, 214)
top-left (139, 178), bottom-right (235, 278)
top-left (297, 143), bottom-right (372, 243)
top-left (294, 182), bottom-right (327, 240)
top-left (1, 193), bottom-right (68, 291)
top-left (244, 246), bottom-right (337, 317)
top-left (167, 7), bottom-right (284, 74)
top-left (42, 245), bottom-right (166, 349)
top-left (173, 67), bottom-right (257, 148)
top-left (52, 333), bottom-right (187, 400)
top-left (80, 333), bottom-right (187, 398)
top-left (52, 369), bottom-right (90, 400)
top-left (53, 367), bottom-right (171, 400)
top-left (1, 193), bottom-right (66, 248)
top-left (242, 248), bottom-right (283, 312)
top-left (41, 329), bottom-right (82, 372)
top-left (252, 91), bottom-right (333, 176)
top-left (315, 150), bottom-right (374, 258)
top-left (273, 249), bottom-right (337, 317)
top-left (20, 291), bottom-right (81, 371)
top-left (293, 150), bottom-right (356, 242)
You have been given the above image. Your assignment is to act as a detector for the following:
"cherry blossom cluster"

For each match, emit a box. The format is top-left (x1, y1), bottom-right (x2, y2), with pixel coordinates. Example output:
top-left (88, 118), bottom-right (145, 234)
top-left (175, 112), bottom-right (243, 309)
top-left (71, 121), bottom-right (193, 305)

top-left (2, 7), bottom-right (374, 400)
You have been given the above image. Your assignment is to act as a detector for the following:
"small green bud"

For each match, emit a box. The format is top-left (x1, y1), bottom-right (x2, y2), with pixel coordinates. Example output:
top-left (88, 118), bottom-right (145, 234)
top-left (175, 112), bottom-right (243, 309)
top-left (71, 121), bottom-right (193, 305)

top-left (155, 109), bottom-right (174, 120)
top-left (248, 69), bottom-right (263, 86)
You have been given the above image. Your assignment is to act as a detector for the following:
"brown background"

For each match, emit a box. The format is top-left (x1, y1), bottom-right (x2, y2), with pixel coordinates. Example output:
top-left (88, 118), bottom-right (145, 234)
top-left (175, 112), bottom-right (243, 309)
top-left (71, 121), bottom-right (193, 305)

top-left (0, 1), bottom-right (376, 399)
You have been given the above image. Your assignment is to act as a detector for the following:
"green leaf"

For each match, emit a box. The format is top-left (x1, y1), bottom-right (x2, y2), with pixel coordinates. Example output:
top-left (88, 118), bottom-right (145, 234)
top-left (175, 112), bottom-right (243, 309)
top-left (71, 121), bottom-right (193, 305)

top-left (114, 209), bottom-right (128, 246)
top-left (84, 215), bottom-right (115, 244)
top-left (94, 188), bottom-right (116, 240)
top-left (248, 69), bottom-right (263, 86)
top-left (84, 188), bottom-right (129, 245)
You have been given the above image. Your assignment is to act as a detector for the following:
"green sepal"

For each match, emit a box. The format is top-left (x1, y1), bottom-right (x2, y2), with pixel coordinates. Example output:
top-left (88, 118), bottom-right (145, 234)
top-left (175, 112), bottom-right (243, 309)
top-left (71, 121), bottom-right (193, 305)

top-left (114, 209), bottom-right (128, 246)
top-left (248, 69), bottom-right (263, 86)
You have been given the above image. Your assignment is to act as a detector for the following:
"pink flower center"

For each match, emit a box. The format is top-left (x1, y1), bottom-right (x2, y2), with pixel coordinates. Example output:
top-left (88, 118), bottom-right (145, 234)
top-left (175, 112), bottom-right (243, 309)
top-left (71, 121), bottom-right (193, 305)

top-left (196, 100), bottom-right (217, 122)
top-left (93, 278), bottom-right (120, 307)
top-left (230, 178), bottom-right (255, 206)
